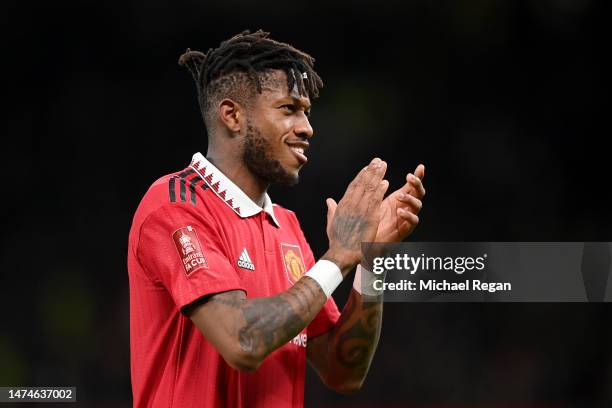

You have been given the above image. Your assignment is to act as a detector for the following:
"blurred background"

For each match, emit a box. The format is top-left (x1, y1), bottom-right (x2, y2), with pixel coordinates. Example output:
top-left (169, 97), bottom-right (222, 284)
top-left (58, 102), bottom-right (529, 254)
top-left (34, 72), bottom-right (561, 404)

top-left (1, 0), bottom-right (610, 406)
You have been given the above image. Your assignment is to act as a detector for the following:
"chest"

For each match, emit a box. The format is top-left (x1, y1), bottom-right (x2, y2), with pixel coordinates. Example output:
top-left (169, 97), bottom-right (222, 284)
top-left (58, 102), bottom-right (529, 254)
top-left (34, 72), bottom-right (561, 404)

top-left (220, 213), bottom-right (309, 298)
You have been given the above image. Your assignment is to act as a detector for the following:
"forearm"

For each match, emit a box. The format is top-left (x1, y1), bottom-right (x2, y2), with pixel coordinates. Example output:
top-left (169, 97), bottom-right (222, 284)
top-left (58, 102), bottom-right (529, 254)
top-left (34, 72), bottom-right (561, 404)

top-left (203, 275), bottom-right (327, 370)
top-left (315, 287), bottom-right (384, 392)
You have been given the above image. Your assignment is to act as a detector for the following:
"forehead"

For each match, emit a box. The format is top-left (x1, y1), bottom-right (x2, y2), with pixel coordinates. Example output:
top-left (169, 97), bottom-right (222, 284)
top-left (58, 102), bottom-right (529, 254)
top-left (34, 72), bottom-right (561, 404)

top-left (257, 70), bottom-right (311, 105)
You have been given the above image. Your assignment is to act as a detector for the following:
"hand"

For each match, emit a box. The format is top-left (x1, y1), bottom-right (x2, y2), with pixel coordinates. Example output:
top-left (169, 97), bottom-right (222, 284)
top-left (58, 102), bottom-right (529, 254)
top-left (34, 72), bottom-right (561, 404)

top-left (375, 164), bottom-right (425, 243)
top-left (323, 158), bottom-right (389, 275)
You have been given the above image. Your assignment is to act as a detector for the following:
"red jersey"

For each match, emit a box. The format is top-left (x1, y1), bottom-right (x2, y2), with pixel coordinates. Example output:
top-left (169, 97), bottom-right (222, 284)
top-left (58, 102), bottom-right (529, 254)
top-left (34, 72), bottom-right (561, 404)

top-left (128, 153), bottom-right (340, 408)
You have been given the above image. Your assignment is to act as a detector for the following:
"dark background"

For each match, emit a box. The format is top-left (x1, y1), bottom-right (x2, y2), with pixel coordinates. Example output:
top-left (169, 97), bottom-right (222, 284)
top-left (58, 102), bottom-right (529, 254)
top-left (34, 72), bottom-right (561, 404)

top-left (1, 0), bottom-right (610, 406)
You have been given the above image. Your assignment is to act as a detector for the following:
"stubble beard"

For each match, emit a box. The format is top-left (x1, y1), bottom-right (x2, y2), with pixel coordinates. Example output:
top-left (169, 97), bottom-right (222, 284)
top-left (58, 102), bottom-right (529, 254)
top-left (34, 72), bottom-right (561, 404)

top-left (242, 121), bottom-right (299, 187)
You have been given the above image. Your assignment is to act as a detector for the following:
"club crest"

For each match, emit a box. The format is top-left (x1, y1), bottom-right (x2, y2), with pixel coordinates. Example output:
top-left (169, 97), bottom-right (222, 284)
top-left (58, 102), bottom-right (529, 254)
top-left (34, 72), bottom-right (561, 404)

top-left (281, 243), bottom-right (306, 284)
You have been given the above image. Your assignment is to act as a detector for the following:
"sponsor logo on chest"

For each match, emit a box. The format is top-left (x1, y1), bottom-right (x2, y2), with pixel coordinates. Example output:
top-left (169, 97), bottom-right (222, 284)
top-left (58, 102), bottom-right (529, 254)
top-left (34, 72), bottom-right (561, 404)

top-left (290, 332), bottom-right (307, 348)
top-left (237, 248), bottom-right (255, 271)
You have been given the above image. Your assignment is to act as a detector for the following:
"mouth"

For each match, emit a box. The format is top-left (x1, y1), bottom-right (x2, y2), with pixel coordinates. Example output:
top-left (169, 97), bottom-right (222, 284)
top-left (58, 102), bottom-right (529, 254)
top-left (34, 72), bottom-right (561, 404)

top-left (285, 141), bottom-right (309, 165)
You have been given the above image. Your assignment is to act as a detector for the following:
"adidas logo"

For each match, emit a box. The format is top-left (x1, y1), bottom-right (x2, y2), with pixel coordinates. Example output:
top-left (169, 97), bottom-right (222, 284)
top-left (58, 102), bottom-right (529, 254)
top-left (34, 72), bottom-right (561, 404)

top-left (237, 248), bottom-right (255, 271)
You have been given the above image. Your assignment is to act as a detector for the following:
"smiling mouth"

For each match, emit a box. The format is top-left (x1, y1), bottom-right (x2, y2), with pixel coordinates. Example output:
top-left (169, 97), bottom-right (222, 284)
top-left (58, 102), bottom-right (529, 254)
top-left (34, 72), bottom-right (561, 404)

top-left (286, 143), bottom-right (308, 165)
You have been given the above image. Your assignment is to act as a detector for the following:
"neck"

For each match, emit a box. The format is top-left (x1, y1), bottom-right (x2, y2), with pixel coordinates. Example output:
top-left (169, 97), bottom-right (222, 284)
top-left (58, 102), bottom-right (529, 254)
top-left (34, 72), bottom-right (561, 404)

top-left (206, 151), bottom-right (269, 207)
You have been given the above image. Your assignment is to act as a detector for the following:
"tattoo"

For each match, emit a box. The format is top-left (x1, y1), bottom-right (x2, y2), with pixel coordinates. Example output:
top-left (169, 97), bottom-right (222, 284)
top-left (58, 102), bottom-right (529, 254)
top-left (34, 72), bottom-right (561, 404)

top-left (212, 279), bottom-right (326, 358)
top-left (299, 279), bottom-right (319, 304)
top-left (331, 214), bottom-right (368, 250)
top-left (334, 291), bottom-right (383, 371)
top-left (209, 291), bottom-right (244, 308)
top-left (238, 295), bottom-right (306, 353)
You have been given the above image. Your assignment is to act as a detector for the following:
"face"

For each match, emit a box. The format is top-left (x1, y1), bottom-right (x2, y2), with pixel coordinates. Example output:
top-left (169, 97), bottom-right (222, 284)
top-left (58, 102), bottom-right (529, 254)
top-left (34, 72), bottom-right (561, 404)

top-left (242, 70), bottom-right (313, 186)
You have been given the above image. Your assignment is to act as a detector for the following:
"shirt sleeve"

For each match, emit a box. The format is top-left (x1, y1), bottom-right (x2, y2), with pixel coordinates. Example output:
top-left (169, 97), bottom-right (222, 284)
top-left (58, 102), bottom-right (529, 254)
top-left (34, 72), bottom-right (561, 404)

top-left (291, 216), bottom-right (341, 339)
top-left (137, 203), bottom-right (245, 310)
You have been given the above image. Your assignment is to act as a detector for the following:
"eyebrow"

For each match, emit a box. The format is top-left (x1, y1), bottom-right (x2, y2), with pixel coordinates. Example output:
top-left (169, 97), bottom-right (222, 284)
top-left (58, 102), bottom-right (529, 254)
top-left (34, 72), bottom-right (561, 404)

top-left (288, 95), bottom-right (311, 110)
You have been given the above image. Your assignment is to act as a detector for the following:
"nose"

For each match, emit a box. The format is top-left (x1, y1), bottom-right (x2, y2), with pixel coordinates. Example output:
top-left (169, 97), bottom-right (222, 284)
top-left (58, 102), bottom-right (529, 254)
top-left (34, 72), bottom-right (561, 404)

top-left (294, 114), bottom-right (313, 139)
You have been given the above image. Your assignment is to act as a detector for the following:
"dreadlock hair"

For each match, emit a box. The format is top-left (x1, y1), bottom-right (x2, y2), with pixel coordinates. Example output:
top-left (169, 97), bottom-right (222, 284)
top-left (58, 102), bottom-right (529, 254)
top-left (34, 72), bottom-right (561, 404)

top-left (178, 30), bottom-right (323, 131)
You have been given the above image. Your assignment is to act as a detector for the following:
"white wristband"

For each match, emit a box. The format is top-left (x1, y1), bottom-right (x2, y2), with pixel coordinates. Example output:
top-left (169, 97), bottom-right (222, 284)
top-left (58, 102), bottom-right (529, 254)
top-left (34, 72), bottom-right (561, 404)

top-left (353, 264), bottom-right (364, 294)
top-left (353, 264), bottom-right (384, 297)
top-left (304, 260), bottom-right (343, 298)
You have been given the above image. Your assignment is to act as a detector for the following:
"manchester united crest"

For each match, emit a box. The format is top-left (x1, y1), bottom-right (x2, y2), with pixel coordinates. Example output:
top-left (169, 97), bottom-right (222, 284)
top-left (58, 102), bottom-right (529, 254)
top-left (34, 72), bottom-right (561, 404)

top-left (281, 243), bottom-right (306, 285)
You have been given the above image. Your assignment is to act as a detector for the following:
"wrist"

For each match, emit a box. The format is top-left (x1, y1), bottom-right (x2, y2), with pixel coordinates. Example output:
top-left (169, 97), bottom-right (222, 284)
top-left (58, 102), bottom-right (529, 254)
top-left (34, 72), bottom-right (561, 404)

top-left (353, 264), bottom-right (385, 298)
top-left (303, 260), bottom-right (343, 299)
top-left (322, 248), bottom-right (356, 277)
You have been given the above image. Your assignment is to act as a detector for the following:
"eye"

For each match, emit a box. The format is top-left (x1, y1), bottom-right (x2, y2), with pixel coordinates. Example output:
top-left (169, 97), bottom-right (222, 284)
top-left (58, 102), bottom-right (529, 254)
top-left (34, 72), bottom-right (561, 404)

top-left (280, 104), bottom-right (296, 113)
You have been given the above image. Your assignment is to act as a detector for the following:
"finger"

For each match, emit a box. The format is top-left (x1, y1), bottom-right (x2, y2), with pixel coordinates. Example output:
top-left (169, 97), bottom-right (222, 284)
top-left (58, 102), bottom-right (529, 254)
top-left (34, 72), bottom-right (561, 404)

top-left (414, 164), bottom-right (425, 181)
top-left (397, 207), bottom-right (419, 225)
top-left (343, 165), bottom-right (369, 198)
top-left (360, 157), bottom-right (382, 188)
top-left (351, 158), bottom-right (381, 190)
top-left (326, 198), bottom-right (337, 222)
top-left (375, 179), bottom-right (390, 202)
top-left (363, 159), bottom-right (387, 194)
top-left (325, 198), bottom-right (338, 236)
top-left (367, 179), bottom-right (390, 215)
top-left (397, 165), bottom-right (421, 195)
top-left (396, 193), bottom-right (422, 213)
top-left (407, 173), bottom-right (426, 198)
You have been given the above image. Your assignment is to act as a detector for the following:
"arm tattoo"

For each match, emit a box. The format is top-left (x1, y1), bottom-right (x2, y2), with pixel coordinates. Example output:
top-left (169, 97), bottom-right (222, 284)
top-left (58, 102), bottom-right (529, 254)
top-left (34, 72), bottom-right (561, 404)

top-left (208, 291), bottom-right (244, 308)
top-left (334, 291), bottom-right (383, 372)
top-left (211, 278), bottom-right (326, 358)
top-left (238, 296), bottom-right (306, 353)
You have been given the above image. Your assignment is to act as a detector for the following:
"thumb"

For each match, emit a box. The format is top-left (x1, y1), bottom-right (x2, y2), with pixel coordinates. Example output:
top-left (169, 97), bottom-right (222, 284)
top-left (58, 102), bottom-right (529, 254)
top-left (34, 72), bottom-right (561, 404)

top-left (326, 198), bottom-right (338, 228)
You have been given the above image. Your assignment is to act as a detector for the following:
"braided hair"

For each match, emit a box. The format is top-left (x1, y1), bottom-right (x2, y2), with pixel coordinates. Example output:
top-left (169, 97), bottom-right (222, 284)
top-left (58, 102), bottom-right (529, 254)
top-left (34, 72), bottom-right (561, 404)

top-left (178, 30), bottom-right (323, 129)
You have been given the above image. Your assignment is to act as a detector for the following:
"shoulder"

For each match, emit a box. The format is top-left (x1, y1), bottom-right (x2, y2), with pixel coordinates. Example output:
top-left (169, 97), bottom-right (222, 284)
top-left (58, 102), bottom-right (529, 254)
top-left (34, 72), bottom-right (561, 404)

top-left (146, 168), bottom-right (207, 205)
top-left (132, 167), bottom-right (218, 229)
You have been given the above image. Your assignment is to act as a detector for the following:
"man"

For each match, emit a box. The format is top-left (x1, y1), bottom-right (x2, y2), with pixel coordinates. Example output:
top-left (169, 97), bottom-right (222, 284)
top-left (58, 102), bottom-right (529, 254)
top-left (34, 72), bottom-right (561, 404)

top-left (128, 30), bottom-right (425, 407)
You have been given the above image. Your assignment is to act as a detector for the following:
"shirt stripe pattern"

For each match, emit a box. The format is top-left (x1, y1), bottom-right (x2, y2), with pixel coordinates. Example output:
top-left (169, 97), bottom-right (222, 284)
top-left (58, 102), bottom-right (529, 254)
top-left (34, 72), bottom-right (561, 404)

top-left (168, 169), bottom-right (209, 204)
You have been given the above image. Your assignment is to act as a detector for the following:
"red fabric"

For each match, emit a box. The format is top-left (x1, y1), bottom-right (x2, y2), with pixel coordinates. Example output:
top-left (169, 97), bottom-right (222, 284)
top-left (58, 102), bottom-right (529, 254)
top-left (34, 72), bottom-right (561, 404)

top-left (128, 163), bottom-right (340, 408)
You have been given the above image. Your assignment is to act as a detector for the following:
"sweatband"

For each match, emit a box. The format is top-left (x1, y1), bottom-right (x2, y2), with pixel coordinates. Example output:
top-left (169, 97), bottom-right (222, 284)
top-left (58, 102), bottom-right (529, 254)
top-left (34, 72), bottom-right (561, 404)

top-left (353, 264), bottom-right (364, 294)
top-left (353, 264), bottom-right (385, 297)
top-left (304, 260), bottom-right (343, 298)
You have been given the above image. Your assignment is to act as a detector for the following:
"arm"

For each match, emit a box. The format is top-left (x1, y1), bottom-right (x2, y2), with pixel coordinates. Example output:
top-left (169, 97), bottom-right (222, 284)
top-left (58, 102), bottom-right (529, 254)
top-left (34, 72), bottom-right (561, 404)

top-left (307, 285), bottom-right (383, 394)
top-left (185, 158), bottom-right (389, 371)
top-left (307, 164), bottom-right (425, 392)
top-left (185, 276), bottom-right (327, 371)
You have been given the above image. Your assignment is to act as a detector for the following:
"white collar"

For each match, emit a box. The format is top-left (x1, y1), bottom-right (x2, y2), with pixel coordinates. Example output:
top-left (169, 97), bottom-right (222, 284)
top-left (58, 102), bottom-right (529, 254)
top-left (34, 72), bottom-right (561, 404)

top-left (189, 152), bottom-right (280, 227)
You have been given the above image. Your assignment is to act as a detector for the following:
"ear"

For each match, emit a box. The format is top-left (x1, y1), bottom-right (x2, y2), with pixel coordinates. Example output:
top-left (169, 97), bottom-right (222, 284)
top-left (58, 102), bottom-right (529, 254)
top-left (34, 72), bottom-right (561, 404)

top-left (218, 99), bottom-right (244, 134)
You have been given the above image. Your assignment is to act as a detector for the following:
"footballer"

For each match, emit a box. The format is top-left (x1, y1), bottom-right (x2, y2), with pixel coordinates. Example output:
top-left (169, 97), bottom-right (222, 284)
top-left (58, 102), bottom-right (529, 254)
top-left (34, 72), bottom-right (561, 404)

top-left (127, 30), bottom-right (425, 408)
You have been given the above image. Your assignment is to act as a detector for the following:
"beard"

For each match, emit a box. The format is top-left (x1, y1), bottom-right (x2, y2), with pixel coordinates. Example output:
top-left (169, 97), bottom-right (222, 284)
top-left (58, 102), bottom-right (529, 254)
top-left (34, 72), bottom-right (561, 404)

top-left (242, 121), bottom-right (299, 186)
